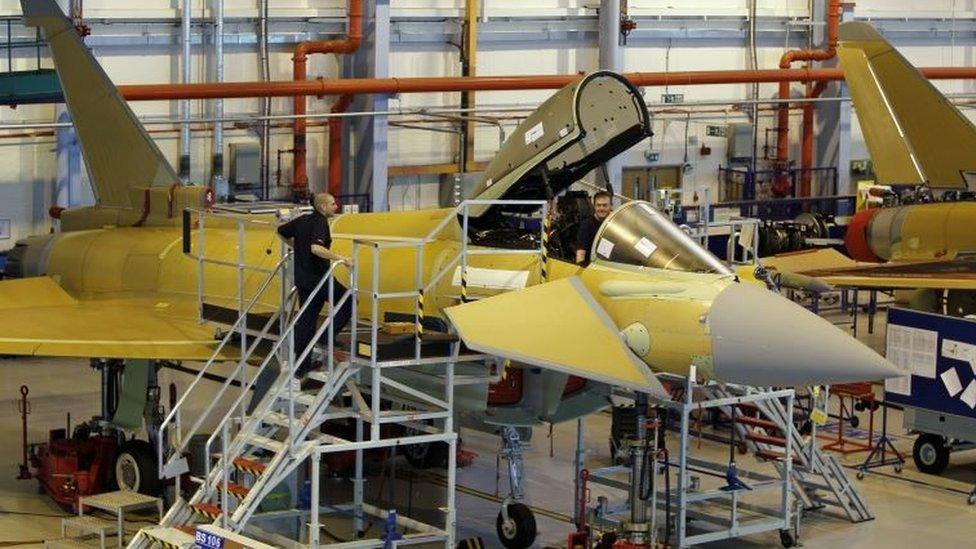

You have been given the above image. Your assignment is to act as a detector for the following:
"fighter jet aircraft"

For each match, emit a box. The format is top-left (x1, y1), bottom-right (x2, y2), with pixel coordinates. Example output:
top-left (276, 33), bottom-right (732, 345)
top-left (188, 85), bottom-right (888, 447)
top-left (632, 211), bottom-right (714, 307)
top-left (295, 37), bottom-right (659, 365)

top-left (3, 2), bottom-right (898, 546)
top-left (763, 22), bottom-right (976, 316)
top-left (3, 1), bottom-right (898, 398)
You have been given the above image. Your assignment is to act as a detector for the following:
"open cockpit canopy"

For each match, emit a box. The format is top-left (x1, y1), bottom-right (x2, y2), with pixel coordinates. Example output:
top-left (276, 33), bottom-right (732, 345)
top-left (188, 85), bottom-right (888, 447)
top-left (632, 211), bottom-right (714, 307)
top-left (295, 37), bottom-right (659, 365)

top-left (466, 71), bottom-right (651, 227)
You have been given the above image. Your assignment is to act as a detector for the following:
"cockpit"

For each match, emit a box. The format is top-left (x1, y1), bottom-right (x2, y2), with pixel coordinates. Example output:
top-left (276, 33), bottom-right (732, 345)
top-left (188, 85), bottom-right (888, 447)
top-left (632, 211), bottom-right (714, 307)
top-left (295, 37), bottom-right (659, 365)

top-left (590, 201), bottom-right (733, 275)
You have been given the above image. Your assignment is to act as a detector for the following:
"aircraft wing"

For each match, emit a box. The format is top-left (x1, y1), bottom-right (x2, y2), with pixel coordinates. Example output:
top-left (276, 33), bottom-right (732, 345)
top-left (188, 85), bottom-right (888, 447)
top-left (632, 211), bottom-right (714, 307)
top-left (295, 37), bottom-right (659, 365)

top-left (761, 249), bottom-right (976, 291)
top-left (444, 276), bottom-right (667, 397)
top-left (0, 277), bottom-right (235, 360)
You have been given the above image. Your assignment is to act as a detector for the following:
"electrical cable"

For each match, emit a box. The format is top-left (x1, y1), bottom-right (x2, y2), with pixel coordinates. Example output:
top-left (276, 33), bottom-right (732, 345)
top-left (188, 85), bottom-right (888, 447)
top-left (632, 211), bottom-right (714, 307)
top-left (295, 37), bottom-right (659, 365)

top-left (0, 509), bottom-right (69, 518)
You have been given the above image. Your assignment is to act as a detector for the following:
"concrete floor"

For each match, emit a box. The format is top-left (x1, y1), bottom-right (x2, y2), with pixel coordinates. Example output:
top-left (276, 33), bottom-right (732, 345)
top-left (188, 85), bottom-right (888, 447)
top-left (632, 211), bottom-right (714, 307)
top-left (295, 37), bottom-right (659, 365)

top-left (2, 302), bottom-right (976, 547)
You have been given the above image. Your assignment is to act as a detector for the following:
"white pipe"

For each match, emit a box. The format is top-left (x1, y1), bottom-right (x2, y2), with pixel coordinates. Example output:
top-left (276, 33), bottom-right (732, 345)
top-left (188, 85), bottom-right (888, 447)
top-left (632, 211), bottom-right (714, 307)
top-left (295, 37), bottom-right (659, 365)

top-left (212, 0), bottom-right (226, 197)
top-left (258, 0), bottom-right (271, 197)
top-left (180, 0), bottom-right (191, 181)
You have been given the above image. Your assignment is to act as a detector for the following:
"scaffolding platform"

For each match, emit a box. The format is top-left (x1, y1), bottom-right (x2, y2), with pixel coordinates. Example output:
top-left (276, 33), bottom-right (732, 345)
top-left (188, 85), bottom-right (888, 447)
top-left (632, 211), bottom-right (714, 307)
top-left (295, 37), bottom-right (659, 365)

top-left (581, 376), bottom-right (797, 548)
top-left (128, 200), bottom-right (546, 548)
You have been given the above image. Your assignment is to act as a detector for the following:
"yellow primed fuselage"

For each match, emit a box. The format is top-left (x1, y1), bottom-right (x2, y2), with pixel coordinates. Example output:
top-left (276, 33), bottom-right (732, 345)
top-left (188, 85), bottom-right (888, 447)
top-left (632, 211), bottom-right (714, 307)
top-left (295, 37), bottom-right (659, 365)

top-left (34, 206), bottom-right (727, 379)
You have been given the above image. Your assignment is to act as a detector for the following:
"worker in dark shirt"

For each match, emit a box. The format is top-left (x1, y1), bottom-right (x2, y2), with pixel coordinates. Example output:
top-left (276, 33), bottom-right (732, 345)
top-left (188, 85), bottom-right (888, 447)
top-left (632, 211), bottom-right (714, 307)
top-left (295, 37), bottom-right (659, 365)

top-left (575, 190), bottom-right (612, 266)
top-left (277, 192), bottom-right (353, 380)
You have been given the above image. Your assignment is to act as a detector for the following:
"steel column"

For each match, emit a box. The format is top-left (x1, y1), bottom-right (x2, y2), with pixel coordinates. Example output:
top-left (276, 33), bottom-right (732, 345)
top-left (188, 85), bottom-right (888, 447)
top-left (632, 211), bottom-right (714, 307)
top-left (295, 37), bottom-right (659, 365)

top-left (598, 0), bottom-right (624, 195)
top-left (211, 0), bottom-right (226, 198)
top-left (347, 0), bottom-right (391, 211)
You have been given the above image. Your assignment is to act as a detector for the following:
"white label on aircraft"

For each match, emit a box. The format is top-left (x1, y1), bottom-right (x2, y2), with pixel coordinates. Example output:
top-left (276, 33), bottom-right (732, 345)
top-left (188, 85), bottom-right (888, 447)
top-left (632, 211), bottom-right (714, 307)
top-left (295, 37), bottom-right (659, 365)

top-left (524, 122), bottom-right (545, 145)
top-left (452, 267), bottom-right (530, 290)
top-left (634, 237), bottom-right (658, 258)
top-left (596, 238), bottom-right (615, 259)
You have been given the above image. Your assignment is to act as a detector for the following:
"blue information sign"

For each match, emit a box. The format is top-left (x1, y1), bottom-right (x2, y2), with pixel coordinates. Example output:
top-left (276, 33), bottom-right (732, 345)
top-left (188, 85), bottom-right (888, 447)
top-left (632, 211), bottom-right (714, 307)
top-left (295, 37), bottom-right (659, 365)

top-left (195, 529), bottom-right (226, 549)
top-left (885, 307), bottom-right (976, 419)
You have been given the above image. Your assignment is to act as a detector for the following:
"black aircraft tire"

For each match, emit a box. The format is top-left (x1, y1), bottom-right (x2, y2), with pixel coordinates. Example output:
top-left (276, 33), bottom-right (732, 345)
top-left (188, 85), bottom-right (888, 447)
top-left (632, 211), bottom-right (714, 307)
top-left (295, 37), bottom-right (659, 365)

top-left (495, 503), bottom-right (537, 549)
top-left (114, 440), bottom-right (163, 496)
top-left (913, 434), bottom-right (950, 475)
top-left (402, 441), bottom-right (449, 470)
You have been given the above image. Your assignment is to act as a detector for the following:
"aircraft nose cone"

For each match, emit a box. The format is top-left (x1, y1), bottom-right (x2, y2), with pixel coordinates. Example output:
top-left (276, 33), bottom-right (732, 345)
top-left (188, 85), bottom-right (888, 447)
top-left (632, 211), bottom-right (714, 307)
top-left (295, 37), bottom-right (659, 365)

top-left (709, 283), bottom-right (902, 386)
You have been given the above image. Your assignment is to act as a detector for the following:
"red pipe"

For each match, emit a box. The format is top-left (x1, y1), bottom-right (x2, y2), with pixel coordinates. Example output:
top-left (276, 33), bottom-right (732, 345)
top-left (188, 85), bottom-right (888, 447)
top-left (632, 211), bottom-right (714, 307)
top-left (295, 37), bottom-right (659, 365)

top-left (329, 94), bottom-right (354, 197)
top-left (775, 0), bottom-right (841, 197)
top-left (292, 0), bottom-right (363, 197)
top-left (113, 67), bottom-right (976, 102)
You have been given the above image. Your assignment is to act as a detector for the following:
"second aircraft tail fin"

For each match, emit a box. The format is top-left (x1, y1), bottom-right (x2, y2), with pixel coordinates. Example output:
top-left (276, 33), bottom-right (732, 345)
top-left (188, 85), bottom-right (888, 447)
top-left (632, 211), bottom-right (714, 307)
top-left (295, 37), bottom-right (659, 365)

top-left (838, 22), bottom-right (976, 189)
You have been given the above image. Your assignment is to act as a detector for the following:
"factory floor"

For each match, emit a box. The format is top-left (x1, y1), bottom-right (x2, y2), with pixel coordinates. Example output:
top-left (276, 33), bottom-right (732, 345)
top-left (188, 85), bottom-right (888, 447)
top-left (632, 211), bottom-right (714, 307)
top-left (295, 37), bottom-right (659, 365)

top-left (1, 305), bottom-right (975, 547)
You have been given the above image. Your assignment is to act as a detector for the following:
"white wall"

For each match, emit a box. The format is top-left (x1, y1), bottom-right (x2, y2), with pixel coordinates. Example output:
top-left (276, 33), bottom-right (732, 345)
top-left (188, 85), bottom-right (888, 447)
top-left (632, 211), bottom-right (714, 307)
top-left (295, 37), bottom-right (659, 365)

top-left (2, 0), bottom-right (976, 245)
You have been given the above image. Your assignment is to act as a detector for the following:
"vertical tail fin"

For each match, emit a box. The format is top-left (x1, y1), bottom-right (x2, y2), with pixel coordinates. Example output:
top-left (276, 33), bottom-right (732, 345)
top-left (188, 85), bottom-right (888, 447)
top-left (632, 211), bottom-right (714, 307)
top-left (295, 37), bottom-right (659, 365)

top-left (838, 22), bottom-right (976, 189)
top-left (22, 0), bottom-right (180, 209)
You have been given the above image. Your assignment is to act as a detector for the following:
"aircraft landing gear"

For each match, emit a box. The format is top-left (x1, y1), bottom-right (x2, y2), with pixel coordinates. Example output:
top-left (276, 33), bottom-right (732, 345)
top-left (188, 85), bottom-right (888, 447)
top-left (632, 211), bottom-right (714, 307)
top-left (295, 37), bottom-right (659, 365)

top-left (496, 426), bottom-right (537, 549)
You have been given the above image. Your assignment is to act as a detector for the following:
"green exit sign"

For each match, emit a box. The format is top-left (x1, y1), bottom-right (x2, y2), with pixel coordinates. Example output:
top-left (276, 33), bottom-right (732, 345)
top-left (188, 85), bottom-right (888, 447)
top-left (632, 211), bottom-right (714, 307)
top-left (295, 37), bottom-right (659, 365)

top-left (662, 93), bottom-right (684, 104)
top-left (706, 125), bottom-right (727, 137)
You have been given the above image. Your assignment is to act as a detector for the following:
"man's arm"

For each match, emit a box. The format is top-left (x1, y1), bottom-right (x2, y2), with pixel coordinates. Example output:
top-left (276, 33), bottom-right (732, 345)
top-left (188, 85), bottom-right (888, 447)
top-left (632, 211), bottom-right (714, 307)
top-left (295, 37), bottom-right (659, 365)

top-left (311, 244), bottom-right (350, 264)
top-left (277, 219), bottom-right (297, 249)
top-left (575, 221), bottom-right (590, 265)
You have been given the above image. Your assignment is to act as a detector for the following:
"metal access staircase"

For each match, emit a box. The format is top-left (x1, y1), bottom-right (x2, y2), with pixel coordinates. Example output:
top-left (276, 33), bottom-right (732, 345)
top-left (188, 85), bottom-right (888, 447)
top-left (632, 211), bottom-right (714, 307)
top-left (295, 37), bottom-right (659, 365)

top-left (128, 238), bottom-right (363, 547)
top-left (129, 200), bottom-right (547, 547)
top-left (702, 384), bottom-right (874, 523)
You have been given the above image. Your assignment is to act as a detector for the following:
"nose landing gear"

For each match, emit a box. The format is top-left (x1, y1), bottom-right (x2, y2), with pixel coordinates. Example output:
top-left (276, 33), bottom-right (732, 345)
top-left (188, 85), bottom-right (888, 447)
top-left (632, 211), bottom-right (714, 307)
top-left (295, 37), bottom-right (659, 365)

top-left (495, 426), bottom-right (537, 548)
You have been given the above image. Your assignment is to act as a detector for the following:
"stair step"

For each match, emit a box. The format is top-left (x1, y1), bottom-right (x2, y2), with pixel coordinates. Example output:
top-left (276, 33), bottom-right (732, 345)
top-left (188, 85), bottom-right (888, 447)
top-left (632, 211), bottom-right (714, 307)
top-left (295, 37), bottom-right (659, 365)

top-left (295, 392), bottom-right (317, 406)
top-left (738, 401), bottom-right (802, 417)
top-left (745, 432), bottom-right (787, 447)
top-left (755, 449), bottom-right (785, 461)
top-left (43, 540), bottom-right (93, 549)
top-left (261, 411), bottom-right (294, 428)
top-left (736, 415), bottom-right (779, 430)
top-left (190, 502), bottom-right (224, 520)
top-left (308, 370), bottom-right (333, 382)
top-left (246, 434), bottom-right (285, 453)
top-left (224, 482), bottom-right (250, 500)
top-left (233, 457), bottom-right (268, 475)
top-left (61, 514), bottom-right (118, 535)
top-left (142, 524), bottom-right (196, 548)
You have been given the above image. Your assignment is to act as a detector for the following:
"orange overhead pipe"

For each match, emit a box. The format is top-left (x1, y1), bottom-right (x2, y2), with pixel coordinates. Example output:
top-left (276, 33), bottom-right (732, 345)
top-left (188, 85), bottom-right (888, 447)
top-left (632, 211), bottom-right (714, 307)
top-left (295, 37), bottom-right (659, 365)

top-left (114, 67), bottom-right (976, 102)
top-left (292, 0), bottom-right (363, 197)
top-left (328, 94), bottom-right (354, 197)
top-left (775, 0), bottom-right (841, 197)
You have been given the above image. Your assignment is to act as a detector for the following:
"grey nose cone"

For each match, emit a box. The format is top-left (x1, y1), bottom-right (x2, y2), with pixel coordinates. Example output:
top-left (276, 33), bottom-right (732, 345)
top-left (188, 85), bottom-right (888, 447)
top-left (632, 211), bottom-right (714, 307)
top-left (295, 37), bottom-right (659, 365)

top-left (709, 283), bottom-right (902, 386)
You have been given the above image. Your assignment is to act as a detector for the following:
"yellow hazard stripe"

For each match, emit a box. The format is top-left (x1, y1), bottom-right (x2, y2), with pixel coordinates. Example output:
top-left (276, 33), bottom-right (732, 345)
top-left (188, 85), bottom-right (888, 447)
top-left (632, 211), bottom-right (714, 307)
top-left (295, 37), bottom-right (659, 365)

top-left (417, 289), bottom-right (425, 339)
top-left (541, 215), bottom-right (551, 282)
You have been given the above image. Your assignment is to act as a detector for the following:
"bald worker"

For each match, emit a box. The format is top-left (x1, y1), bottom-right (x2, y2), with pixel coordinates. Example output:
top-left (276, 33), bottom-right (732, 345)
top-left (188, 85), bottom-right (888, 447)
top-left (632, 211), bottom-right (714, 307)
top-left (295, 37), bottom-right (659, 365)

top-left (278, 193), bottom-right (353, 381)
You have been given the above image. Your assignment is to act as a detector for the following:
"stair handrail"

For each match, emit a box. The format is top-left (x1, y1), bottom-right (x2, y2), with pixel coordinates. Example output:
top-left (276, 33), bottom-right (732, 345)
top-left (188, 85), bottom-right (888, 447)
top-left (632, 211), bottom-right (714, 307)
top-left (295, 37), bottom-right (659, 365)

top-left (158, 250), bottom-right (292, 477)
top-left (341, 199), bottom-right (547, 368)
top-left (194, 260), bottom-right (354, 488)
